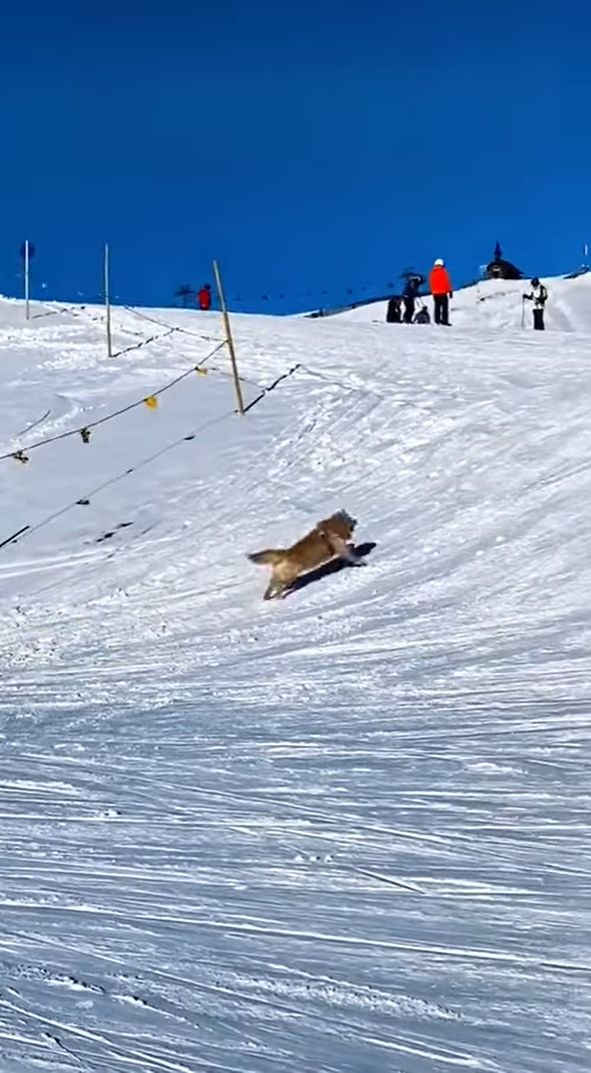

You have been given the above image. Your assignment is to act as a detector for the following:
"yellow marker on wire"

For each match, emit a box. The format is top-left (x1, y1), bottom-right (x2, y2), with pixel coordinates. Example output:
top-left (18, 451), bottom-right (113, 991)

top-left (144, 395), bottom-right (158, 410)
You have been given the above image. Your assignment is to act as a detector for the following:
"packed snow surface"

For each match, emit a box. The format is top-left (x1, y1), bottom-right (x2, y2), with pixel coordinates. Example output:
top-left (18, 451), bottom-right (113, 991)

top-left (0, 286), bottom-right (590, 1072)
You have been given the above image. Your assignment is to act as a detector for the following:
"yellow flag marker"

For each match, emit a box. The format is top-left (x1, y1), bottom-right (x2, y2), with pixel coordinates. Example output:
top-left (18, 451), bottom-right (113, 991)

top-left (195, 366), bottom-right (208, 376)
top-left (144, 395), bottom-right (158, 409)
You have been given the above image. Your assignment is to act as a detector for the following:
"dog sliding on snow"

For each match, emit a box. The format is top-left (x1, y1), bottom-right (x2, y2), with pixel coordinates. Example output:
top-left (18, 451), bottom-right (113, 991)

top-left (247, 510), bottom-right (363, 600)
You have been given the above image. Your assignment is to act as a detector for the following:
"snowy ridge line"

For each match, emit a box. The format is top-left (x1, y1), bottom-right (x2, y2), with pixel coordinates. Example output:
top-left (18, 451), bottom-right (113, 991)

top-left (0, 339), bottom-right (226, 463)
top-left (31, 298), bottom-right (173, 347)
top-left (28, 296), bottom-right (216, 345)
top-left (50, 298), bottom-right (219, 345)
top-left (27, 300), bottom-right (89, 323)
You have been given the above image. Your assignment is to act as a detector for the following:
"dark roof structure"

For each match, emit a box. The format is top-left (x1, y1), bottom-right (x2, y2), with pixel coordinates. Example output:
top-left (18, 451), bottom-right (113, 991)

top-left (485, 242), bottom-right (523, 281)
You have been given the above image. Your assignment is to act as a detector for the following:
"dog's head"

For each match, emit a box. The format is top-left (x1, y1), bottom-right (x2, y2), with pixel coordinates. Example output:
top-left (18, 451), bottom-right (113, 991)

top-left (319, 509), bottom-right (357, 541)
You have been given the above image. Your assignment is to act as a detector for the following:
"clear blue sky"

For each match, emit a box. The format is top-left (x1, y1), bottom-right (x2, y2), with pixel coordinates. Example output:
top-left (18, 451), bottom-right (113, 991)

top-left (0, 0), bottom-right (589, 312)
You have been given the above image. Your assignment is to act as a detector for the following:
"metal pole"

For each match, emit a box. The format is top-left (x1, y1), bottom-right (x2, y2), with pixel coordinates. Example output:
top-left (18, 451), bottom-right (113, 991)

top-left (24, 240), bottom-right (30, 320)
top-left (104, 243), bottom-right (112, 358)
top-left (213, 260), bottom-right (245, 415)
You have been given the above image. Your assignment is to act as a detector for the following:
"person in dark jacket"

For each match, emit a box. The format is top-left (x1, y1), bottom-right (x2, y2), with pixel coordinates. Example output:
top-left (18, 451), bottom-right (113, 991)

top-left (414, 304), bottom-right (431, 324)
top-left (523, 278), bottom-right (548, 330)
top-left (197, 284), bottom-right (212, 311)
top-left (386, 296), bottom-right (402, 323)
top-left (402, 274), bottom-right (425, 324)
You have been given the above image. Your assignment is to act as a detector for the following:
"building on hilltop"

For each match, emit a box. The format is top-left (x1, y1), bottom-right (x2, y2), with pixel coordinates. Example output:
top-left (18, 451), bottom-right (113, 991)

top-left (485, 242), bottom-right (523, 281)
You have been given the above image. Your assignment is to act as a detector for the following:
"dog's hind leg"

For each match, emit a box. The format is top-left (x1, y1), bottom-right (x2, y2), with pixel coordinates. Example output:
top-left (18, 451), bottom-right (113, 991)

top-left (264, 575), bottom-right (285, 600)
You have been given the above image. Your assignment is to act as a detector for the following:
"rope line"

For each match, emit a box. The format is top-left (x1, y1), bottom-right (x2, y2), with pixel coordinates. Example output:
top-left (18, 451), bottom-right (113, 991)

top-left (119, 309), bottom-right (294, 395)
top-left (0, 525), bottom-right (30, 550)
top-left (117, 309), bottom-right (264, 390)
top-left (17, 408), bottom-right (52, 437)
top-left (0, 339), bottom-right (227, 463)
top-left (121, 304), bottom-right (219, 342)
top-left (112, 327), bottom-right (176, 358)
top-left (0, 359), bottom-right (302, 553)
top-left (243, 364), bottom-right (301, 413)
top-left (11, 410), bottom-right (237, 549)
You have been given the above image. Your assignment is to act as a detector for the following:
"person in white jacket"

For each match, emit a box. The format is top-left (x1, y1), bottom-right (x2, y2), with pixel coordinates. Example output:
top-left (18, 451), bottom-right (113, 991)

top-left (523, 278), bottom-right (548, 330)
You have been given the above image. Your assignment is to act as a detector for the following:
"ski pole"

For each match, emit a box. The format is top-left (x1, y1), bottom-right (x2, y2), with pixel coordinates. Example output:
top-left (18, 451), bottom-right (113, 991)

top-left (520, 296), bottom-right (525, 329)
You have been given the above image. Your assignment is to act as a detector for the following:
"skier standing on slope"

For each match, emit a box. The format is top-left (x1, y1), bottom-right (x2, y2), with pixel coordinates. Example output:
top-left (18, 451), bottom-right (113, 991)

top-left (429, 259), bottom-right (453, 325)
top-left (402, 273), bottom-right (425, 324)
top-left (523, 278), bottom-right (548, 330)
top-left (197, 283), bottom-right (212, 311)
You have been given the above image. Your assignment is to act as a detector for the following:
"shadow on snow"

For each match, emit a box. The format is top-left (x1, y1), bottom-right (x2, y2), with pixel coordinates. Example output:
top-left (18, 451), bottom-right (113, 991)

top-left (285, 541), bottom-right (377, 597)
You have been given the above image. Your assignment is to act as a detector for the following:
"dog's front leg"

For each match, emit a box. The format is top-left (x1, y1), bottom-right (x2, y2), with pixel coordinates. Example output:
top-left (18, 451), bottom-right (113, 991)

top-left (325, 533), bottom-right (365, 566)
top-left (343, 544), bottom-right (365, 566)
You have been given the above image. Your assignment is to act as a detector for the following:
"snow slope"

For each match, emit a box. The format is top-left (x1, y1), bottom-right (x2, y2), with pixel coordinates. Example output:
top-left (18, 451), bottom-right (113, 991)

top-left (0, 295), bottom-right (590, 1073)
top-left (337, 271), bottom-right (591, 333)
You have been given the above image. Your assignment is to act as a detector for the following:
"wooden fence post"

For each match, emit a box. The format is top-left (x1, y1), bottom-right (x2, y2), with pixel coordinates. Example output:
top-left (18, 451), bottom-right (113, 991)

top-left (213, 260), bottom-right (245, 415)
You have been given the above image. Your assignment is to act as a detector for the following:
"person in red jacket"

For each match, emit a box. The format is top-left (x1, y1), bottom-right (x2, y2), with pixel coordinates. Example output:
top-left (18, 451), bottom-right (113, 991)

top-left (197, 283), bottom-right (212, 311)
top-left (429, 259), bottom-right (453, 325)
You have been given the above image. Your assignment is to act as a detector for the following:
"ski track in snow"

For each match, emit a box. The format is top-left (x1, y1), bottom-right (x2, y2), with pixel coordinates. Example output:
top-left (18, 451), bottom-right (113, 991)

top-left (0, 289), bottom-right (590, 1071)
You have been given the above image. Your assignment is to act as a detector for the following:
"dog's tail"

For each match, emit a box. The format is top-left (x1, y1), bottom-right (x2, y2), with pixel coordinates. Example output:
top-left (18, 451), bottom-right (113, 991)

top-left (247, 549), bottom-right (284, 566)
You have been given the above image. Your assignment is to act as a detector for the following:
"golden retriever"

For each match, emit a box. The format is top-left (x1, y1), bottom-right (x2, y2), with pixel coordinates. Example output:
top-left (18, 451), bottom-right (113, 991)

top-left (247, 509), bottom-right (361, 600)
